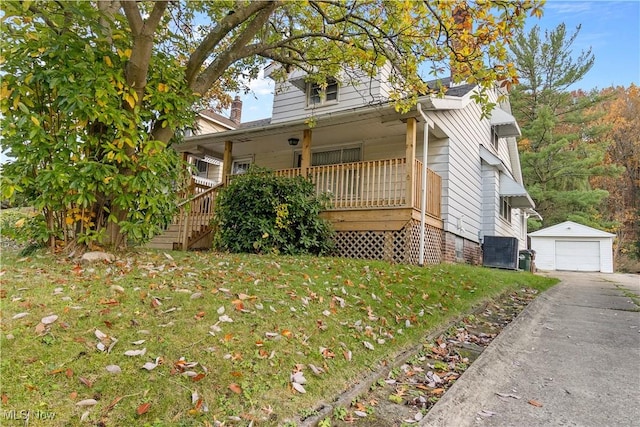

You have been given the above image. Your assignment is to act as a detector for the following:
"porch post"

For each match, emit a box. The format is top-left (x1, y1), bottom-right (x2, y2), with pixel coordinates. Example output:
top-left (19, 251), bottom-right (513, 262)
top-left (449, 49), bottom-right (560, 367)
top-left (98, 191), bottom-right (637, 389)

top-left (301, 129), bottom-right (312, 177)
top-left (222, 140), bottom-right (233, 183)
top-left (405, 117), bottom-right (417, 208)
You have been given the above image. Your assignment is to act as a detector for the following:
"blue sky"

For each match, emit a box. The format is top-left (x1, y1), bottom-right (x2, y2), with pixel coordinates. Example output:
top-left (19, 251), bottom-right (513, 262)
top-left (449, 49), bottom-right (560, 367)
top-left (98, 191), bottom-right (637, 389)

top-left (237, 0), bottom-right (640, 123)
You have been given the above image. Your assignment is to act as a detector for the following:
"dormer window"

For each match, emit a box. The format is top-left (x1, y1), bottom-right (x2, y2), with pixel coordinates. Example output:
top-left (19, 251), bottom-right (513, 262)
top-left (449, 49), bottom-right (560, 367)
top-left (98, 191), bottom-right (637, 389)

top-left (307, 79), bottom-right (339, 107)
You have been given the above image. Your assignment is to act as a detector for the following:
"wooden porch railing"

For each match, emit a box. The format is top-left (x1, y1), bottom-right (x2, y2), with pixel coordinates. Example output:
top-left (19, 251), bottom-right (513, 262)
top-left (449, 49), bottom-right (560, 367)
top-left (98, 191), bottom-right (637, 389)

top-left (222, 158), bottom-right (441, 217)
top-left (175, 183), bottom-right (222, 249)
top-left (413, 160), bottom-right (442, 218)
top-left (307, 158), bottom-right (408, 208)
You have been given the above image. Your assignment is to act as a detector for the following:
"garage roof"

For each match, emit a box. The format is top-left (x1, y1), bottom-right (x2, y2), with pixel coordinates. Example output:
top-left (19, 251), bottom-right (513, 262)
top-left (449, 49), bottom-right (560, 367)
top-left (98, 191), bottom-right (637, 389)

top-left (528, 221), bottom-right (615, 238)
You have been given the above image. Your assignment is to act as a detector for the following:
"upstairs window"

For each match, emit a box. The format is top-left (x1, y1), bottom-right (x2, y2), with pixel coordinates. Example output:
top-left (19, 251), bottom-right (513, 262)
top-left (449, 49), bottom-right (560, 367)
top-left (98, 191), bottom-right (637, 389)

top-left (491, 126), bottom-right (500, 151)
top-left (307, 79), bottom-right (339, 107)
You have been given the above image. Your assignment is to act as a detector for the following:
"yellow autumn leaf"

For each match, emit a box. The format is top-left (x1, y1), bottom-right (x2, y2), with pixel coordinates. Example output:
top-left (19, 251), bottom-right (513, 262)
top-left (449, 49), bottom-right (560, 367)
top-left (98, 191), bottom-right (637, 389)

top-left (30, 116), bottom-right (40, 126)
top-left (104, 56), bottom-right (113, 67)
top-left (158, 83), bottom-right (168, 92)
top-left (124, 93), bottom-right (135, 109)
top-left (103, 176), bottom-right (114, 184)
top-left (15, 218), bottom-right (26, 228)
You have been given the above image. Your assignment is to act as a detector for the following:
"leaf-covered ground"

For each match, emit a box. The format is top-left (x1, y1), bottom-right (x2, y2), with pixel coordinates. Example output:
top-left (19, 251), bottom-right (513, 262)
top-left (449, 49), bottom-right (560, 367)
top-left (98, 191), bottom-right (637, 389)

top-left (0, 250), bottom-right (557, 426)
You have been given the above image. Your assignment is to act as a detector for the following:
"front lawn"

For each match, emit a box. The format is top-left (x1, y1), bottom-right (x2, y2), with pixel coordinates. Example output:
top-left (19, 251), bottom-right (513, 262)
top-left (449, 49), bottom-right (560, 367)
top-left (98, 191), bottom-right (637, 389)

top-left (0, 250), bottom-right (556, 426)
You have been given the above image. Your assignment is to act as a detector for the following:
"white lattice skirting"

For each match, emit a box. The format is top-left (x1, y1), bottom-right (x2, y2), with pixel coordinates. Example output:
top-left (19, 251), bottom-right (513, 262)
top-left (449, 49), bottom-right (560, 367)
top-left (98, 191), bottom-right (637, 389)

top-left (332, 220), bottom-right (443, 265)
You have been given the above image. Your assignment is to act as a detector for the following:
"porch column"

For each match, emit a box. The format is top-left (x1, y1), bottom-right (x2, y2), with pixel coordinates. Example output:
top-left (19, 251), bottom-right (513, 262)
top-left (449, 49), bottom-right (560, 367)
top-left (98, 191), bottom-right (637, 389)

top-left (222, 140), bottom-right (233, 183)
top-left (405, 117), bottom-right (417, 208)
top-left (301, 129), bottom-right (312, 177)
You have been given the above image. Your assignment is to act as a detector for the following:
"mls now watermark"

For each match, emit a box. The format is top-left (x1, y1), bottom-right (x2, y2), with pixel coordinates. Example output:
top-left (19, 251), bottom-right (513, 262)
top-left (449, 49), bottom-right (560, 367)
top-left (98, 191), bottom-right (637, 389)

top-left (3, 409), bottom-right (56, 423)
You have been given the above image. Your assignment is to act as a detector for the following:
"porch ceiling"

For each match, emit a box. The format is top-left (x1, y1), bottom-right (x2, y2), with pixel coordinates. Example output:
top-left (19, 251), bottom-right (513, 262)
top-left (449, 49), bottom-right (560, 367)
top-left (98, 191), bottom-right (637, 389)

top-left (176, 100), bottom-right (439, 157)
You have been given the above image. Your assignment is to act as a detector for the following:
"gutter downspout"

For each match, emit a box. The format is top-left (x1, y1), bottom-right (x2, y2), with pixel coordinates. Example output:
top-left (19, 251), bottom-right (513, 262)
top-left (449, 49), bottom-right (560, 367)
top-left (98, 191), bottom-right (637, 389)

top-left (416, 103), bottom-right (432, 266)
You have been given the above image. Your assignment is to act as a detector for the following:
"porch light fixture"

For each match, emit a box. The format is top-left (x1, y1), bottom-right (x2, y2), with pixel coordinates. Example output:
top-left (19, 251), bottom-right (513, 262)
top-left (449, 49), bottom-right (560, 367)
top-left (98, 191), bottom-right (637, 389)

top-left (288, 137), bottom-right (299, 146)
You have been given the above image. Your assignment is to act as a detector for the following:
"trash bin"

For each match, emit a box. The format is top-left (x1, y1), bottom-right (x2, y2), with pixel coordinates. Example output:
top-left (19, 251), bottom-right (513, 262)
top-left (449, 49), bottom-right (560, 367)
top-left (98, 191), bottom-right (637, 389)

top-left (519, 250), bottom-right (533, 272)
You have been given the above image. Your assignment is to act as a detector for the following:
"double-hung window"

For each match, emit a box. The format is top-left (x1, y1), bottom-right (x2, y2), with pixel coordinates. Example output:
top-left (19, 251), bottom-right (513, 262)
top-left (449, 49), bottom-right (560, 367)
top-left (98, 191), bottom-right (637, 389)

top-left (307, 79), bottom-right (339, 107)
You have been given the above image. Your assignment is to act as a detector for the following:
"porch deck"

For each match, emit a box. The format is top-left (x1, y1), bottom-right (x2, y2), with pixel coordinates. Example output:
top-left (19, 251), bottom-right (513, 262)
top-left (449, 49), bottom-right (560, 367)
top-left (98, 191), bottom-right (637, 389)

top-left (147, 158), bottom-right (442, 251)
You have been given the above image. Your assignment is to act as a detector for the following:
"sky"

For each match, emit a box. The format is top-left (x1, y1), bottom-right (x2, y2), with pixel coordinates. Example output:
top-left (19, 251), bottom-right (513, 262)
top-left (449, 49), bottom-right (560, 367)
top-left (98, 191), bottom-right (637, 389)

top-left (236, 0), bottom-right (640, 123)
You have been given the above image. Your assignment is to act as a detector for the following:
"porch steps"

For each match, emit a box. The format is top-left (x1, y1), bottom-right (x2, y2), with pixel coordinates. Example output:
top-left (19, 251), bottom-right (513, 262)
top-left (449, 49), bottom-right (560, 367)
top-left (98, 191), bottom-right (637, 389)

top-left (146, 223), bottom-right (214, 251)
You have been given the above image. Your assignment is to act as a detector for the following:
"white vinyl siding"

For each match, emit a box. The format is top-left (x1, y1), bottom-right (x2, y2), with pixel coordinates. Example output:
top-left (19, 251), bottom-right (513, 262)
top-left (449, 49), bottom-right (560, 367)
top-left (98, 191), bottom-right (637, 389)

top-left (271, 68), bottom-right (394, 124)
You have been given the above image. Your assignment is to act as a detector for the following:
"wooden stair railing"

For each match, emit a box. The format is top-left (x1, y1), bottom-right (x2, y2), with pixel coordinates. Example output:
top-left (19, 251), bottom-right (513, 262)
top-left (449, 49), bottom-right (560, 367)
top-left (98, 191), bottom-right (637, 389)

top-left (174, 182), bottom-right (223, 250)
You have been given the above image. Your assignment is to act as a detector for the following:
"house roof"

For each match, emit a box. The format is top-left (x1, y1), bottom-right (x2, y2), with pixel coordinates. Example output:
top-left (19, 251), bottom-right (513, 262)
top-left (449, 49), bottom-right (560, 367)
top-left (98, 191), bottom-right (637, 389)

top-left (528, 221), bottom-right (615, 238)
top-left (199, 109), bottom-right (238, 130)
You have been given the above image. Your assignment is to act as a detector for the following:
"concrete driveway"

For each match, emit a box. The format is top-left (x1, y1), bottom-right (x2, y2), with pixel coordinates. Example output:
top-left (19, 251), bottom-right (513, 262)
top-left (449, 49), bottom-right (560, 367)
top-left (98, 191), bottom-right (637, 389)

top-left (421, 272), bottom-right (640, 427)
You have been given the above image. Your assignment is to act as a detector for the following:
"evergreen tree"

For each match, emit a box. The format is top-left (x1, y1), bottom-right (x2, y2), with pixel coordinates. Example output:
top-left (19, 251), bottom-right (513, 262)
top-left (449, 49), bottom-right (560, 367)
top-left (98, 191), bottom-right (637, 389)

top-left (509, 24), bottom-right (621, 230)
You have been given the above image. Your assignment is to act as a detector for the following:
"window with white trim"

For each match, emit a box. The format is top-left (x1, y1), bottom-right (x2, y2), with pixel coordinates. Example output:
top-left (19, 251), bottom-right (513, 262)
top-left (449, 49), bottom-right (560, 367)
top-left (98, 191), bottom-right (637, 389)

top-left (232, 158), bottom-right (252, 175)
top-left (295, 146), bottom-right (361, 167)
top-left (491, 126), bottom-right (500, 150)
top-left (307, 79), bottom-right (339, 107)
top-left (500, 196), bottom-right (512, 222)
top-left (194, 159), bottom-right (208, 177)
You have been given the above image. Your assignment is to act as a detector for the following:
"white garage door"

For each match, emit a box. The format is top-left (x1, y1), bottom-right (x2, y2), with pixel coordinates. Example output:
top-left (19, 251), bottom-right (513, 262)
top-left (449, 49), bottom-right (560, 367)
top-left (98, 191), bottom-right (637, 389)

top-left (555, 240), bottom-right (600, 272)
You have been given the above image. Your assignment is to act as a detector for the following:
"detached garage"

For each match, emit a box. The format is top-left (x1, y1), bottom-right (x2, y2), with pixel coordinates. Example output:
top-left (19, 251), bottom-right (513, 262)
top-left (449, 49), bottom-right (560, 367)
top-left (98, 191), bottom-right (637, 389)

top-left (529, 221), bottom-right (615, 273)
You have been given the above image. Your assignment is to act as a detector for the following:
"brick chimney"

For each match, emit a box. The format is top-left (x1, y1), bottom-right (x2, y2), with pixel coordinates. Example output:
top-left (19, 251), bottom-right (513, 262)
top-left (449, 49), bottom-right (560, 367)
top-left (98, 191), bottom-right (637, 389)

top-left (230, 96), bottom-right (242, 125)
top-left (450, 4), bottom-right (472, 85)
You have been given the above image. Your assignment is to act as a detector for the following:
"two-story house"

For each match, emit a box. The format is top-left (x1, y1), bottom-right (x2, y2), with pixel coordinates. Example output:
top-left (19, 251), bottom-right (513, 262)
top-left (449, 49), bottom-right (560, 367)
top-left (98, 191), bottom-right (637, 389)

top-left (152, 64), bottom-right (537, 266)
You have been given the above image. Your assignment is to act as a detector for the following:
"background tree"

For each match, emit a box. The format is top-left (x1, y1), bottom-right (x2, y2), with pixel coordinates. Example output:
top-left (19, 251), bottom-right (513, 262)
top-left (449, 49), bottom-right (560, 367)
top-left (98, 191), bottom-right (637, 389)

top-left (509, 23), bottom-right (622, 230)
top-left (1, 0), bottom-right (543, 249)
top-left (591, 85), bottom-right (640, 266)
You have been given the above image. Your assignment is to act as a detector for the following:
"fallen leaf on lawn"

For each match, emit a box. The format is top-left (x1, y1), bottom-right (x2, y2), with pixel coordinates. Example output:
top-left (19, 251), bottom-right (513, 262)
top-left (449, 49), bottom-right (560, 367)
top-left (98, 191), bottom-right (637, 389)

top-left (1, 394), bottom-right (7, 404)
top-left (228, 383), bottom-right (242, 394)
top-left (79, 377), bottom-right (92, 388)
top-left (343, 350), bottom-right (352, 361)
top-left (319, 347), bottom-right (335, 358)
top-left (363, 341), bottom-right (375, 350)
top-left (34, 323), bottom-right (46, 334)
top-left (136, 402), bottom-right (151, 415)
top-left (163, 252), bottom-right (174, 261)
top-left (124, 348), bottom-right (147, 357)
top-left (291, 371), bottom-right (306, 385)
top-left (76, 399), bottom-right (98, 407)
top-left (41, 314), bottom-right (58, 325)
top-left (97, 342), bottom-right (106, 352)
top-left (292, 382), bottom-right (306, 394)
top-left (151, 297), bottom-right (162, 308)
top-left (12, 312), bottom-right (29, 320)
top-left (192, 373), bottom-right (206, 382)
top-left (65, 368), bottom-right (73, 378)
top-left (142, 360), bottom-right (158, 371)
top-left (528, 399), bottom-right (543, 407)
top-left (308, 364), bottom-right (325, 375)
top-left (190, 292), bottom-right (203, 300)
top-left (354, 410), bottom-right (368, 418)
top-left (219, 314), bottom-right (233, 323)
top-left (131, 339), bottom-right (146, 345)
top-left (281, 329), bottom-right (292, 338)
top-left (217, 306), bottom-right (225, 315)
top-left (105, 365), bottom-right (121, 374)
top-left (95, 329), bottom-right (108, 340)
top-left (69, 391), bottom-right (78, 400)
top-left (80, 411), bottom-right (90, 422)
top-left (104, 396), bottom-right (123, 412)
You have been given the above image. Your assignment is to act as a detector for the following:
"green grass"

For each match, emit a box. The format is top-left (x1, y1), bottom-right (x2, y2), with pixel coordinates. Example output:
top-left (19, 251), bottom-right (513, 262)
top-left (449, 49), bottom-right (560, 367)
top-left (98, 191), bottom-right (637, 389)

top-left (0, 249), bottom-right (557, 426)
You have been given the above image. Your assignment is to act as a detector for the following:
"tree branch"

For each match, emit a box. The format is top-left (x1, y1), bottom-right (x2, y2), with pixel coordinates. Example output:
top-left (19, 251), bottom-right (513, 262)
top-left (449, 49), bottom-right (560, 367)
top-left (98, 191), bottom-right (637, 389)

top-left (185, 1), bottom-right (278, 86)
top-left (191, 1), bottom-right (279, 95)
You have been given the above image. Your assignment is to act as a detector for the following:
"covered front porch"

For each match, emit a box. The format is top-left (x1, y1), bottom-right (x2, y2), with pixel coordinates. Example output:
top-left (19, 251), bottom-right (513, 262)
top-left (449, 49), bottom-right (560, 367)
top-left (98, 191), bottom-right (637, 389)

top-left (154, 104), bottom-right (446, 263)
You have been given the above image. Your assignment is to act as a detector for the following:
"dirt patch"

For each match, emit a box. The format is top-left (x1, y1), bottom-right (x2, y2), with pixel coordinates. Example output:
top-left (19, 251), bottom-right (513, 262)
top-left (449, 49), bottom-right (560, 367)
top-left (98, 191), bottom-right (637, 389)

top-left (302, 288), bottom-right (540, 426)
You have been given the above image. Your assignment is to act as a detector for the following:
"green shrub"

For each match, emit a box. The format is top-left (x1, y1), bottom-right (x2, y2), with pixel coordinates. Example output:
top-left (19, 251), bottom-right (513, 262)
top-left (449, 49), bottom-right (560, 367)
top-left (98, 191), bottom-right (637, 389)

top-left (212, 167), bottom-right (334, 255)
top-left (0, 208), bottom-right (49, 245)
